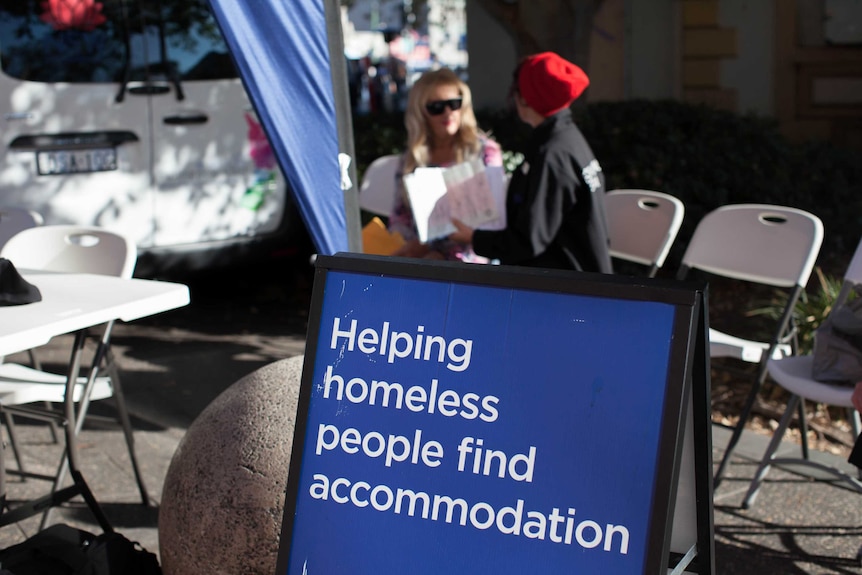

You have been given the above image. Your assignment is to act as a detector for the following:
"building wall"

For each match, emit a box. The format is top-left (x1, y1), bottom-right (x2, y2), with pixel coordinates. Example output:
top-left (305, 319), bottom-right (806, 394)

top-left (467, 0), bottom-right (678, 109)
top-left (774, 0), bottom-right (862, 149)
top-left (719, 0), bottom-right (773, 115)
top-left (586, 0), bottom-right (626, 102)
top-left (465, 3), bottom-right (516, 111)
top-left (628, 0), bottom-right (678, 100)
top-left (680, 0), bottom-right (738, 110)
top-left (466, 1), bottom-right (859, 149)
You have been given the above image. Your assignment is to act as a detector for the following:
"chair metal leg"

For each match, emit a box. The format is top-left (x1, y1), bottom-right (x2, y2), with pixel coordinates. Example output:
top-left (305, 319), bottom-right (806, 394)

top-left (742, 393), bottom-right (862, 509)
top-left (2, 411), bottom-right (26, 474)
top-left (22, 347), bottom-right (61, 443)
top-left (41, 401), bottom-right (60, 444)
top-left (797, 399), bottom-right (810, 460)
top-left (715, 289), bottom-right (803, 489)
top-left (46, 346), bottom-right (149, 511)
top-left (742, 394), bottom-right (800, 509)
top-left (0, 413), bottom-right (6, 516)
top-left (104, 349), bottom-right (149, 505)
top-left (40, 331), bottom-right (114, 533)
top-left (714, 374), bottom-right (766, 487)
top-left (71, 468), bottom-right (114, 534)
top-left (26, 349), bottom-right (42, 371)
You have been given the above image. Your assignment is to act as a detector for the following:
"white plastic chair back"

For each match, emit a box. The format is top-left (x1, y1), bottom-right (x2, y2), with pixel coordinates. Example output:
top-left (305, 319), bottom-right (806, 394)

top-left (845, 239), bottom-right (862, 286)
top-left (833, 237), bottom-right (862, 309)
top-left (0, 208), bottom-right (43, 250)
top-left (359, 154), bottom-right (401, 217)
top-left (679, 204), bottom-right (824, 362)
top-left (605, 189), bottom-right (684, 275)
top-left (0, 225), bottom-right (136, 279)
top-left (680, 204), bottom-right (823, 288)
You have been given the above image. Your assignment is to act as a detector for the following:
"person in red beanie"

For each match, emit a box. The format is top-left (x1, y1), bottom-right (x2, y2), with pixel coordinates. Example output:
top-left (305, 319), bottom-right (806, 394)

top-left (449, 52), bottom-right (612, 273)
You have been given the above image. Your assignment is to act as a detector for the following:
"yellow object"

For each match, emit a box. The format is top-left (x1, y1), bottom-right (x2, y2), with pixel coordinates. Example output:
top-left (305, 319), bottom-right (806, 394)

top-left (362, 217), bottom-right (405, 255)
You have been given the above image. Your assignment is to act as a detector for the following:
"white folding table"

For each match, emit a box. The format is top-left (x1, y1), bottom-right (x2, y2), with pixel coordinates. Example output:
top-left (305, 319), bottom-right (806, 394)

top-left (0, 269), bottom-right (190, 531)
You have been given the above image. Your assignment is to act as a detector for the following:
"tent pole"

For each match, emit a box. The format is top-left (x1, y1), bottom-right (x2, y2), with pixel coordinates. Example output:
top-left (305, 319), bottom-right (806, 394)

top-left (324, 0), bottom-right (362, 254)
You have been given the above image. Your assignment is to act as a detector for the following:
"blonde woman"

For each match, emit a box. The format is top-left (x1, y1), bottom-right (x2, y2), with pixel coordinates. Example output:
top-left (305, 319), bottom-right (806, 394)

top-left (388, 68), bottom-right (502, 262)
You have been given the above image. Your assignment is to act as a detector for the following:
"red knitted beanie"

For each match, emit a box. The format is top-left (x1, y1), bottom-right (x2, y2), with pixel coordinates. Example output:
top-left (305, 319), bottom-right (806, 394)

top-left (517, 52), bottom-right (589, 117)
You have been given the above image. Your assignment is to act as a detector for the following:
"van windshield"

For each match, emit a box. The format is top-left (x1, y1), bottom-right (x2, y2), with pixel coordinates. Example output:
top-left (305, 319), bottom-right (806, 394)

top-left (0, 0), bottom-right (237, 84)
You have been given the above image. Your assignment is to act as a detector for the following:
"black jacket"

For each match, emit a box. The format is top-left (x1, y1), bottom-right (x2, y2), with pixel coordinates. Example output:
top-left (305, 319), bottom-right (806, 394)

top-left (472, 110), bottom-right (613, 273)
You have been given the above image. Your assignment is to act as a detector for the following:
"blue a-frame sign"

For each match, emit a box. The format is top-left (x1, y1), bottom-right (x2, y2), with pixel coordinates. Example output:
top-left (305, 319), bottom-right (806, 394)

top-left (275, 254), bottom-right (715, 575)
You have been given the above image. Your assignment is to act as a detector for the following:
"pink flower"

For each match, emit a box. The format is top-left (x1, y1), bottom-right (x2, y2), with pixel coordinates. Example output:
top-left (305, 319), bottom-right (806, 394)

top-left (40, 0), bottom-right (107, 32)
top-left (245, 113), bottom-right (276, 170)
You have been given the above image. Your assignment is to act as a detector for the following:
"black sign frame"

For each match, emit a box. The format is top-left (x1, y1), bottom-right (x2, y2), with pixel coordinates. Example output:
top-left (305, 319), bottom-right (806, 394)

top-left (275, 253), bottom-right (714, 575)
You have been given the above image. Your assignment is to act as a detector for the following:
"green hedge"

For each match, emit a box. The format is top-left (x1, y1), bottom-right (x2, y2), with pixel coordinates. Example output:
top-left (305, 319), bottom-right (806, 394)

top-left (573, 100), bottom-right (862, 273)
top-left (352, 99), bottom-right (862, 273)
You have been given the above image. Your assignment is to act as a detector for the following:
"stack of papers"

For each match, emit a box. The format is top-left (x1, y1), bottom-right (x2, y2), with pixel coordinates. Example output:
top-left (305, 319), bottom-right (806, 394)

top-left (403, 159), bottom-right (507, 243)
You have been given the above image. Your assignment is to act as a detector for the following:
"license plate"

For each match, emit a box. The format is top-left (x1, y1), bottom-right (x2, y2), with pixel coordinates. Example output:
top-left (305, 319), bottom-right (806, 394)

top-left (36, 148), bottom-right (117, 175)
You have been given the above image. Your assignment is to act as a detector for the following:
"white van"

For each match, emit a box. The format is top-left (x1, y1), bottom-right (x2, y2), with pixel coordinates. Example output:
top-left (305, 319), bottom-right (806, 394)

top-left (0, 0), bottom-right (302, 275)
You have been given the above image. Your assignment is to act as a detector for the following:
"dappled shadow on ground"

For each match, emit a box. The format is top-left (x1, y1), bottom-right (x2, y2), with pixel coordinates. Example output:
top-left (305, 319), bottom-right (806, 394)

top-left (61, 501), bottom-right (159, 530)
top-left (715, 504), bottom-right (862, 575)
top-left (712, 421), bottom-right (862, 575)
top-left (715, 538), bottom-right (862, 575)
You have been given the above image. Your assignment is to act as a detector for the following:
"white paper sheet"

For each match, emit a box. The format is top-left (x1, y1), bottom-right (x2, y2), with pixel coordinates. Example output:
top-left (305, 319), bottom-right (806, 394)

top-left (403, 159), bottom-right (507, 243)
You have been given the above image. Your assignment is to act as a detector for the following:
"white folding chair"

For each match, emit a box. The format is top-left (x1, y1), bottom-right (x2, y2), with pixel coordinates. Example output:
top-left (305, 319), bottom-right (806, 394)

top-left (0, 207), bottom-right (47, 468)
top-left (604, 189), bottom-right (684, 277)
top-left (359, 154), bottom-right (401, 217)
top-left (674, 204), bottom-right (824, 487)
top-left (0, 225), bottom-right (149, 509)
top-left (741, 238), bottom-right (862, 508)
top-left (0, 207), bottom-right (43, 249)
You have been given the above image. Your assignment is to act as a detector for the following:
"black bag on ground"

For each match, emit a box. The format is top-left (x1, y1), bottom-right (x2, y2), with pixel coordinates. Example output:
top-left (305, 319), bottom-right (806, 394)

top-left (0, 524), bottom-right (161, 575)
top-left (84, 531), bottom-right (161, 575)
top-left (0, 524), bottom-right (92, 574)
top-left (812, 286), bottom-right (862, 385)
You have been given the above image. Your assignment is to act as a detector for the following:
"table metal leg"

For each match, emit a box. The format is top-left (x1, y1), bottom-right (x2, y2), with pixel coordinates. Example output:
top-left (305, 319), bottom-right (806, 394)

top-left (49, 328), bottom-right (150, 507)
top-left (0, 405), bottom-right (6, 515)
top-left (0, 330), bottom-right (114, 533)
top-left (41, 330), bottom-right (113, 532)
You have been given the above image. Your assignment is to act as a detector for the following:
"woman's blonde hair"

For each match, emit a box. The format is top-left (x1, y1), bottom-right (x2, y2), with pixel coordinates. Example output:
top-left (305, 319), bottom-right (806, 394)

top-left (402, 68), bottom-right (481, 174)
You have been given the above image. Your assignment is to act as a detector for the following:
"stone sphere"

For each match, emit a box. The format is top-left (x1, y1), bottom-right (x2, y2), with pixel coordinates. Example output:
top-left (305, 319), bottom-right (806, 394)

top-left (159, 355), bottom-right (303, 575)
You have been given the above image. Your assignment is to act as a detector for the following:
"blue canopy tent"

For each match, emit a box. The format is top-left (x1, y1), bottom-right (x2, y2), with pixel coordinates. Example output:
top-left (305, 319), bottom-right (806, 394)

top-left (207, 0), bottom-right (361, 256)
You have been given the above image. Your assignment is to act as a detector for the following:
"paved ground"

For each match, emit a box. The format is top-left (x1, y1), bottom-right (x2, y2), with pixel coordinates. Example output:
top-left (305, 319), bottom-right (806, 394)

top-left (711, 426), bottom-right (862, 574)
top-left (1, 261), bottom-right (861, 574)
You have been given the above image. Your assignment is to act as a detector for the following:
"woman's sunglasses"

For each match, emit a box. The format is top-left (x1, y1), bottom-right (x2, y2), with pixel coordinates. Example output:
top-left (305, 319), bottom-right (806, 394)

top-left (425, 98), bottom-right (463, 116)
